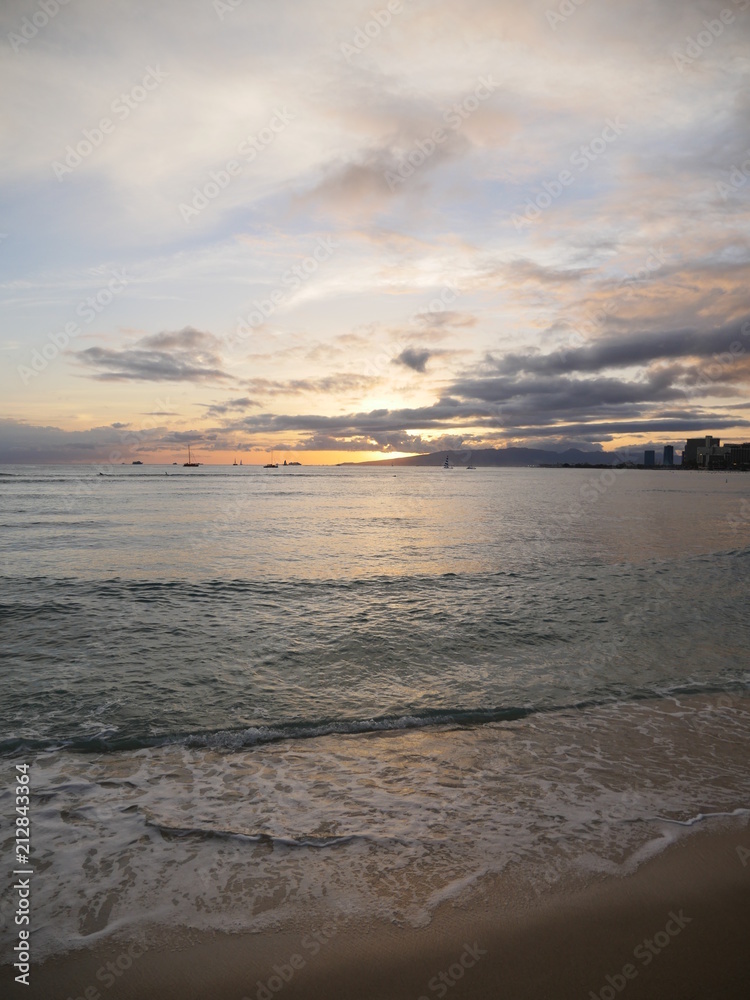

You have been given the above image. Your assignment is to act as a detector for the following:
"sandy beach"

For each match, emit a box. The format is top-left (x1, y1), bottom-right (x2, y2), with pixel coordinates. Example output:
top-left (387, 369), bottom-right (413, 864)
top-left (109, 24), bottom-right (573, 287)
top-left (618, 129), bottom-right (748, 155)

top-left (12, 820), bottom-right (748, 1000)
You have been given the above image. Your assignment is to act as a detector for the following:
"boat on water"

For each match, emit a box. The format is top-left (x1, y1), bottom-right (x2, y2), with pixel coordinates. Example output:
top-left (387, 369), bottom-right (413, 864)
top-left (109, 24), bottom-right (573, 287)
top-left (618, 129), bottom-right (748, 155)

top-left (132, 460), bottom-right (143, 465)
top-left (466, 453), bottom-right (476, 470)
top-left (183, 445), bottom-right (200, 467)
top-left (443, 455), bottom-right (453, 469)
top-left (264, 450), bottom-right (278, 469)
top-left (233, 458), bottom-right (238, 466)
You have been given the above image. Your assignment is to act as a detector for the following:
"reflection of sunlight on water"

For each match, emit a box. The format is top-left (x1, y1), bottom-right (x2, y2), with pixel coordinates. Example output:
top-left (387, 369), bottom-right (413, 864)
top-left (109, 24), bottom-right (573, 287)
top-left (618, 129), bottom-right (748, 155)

top-left (2, 464), bottom-right (749, 961)
top-left (2, 466), bottom-right (749, 581)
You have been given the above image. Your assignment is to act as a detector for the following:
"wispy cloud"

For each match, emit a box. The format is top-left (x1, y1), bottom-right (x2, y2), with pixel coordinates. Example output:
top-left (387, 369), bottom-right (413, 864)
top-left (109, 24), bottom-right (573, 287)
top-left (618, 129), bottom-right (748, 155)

top-left (203, 396), bottom-right (260, 417)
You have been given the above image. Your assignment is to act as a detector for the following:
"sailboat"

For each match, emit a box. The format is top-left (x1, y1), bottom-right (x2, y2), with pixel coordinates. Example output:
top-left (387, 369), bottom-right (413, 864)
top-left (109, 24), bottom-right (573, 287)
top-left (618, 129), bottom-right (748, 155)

top-left (233, 457), bottom-right (238, 466)
top-left (443, 454), bottom-right (453, 470)
top-left (263, 450), bottom-right (278, 469)
top-left (183, 445), bottom-right (199, 467)
top-left (466, 452), bottom-right (476, 470)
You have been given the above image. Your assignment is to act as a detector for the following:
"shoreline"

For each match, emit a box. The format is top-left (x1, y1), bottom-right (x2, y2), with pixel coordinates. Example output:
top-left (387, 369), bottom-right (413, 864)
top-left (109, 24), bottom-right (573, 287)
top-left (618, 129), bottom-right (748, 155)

top-left (9, 819), bottom-right (749, 1000)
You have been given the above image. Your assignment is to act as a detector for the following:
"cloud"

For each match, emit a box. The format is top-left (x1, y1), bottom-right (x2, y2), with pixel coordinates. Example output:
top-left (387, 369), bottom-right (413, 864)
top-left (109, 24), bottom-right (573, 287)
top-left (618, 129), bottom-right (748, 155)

top-left (415, 310), bottom-right (477, 330)
top-left (138, 329), bottom-right (216, 351)
top-left (394, 348), bottom-right (432, 372)
top-left (203, 396), bottom-right (260, 417)
top-left (295, 102), bottom-right (473, 218)
top-left (503, 260), bottom-right (595, 286)
top-left (242, 374), bottom-right (378, 397)
top-left (75, 327), bottom-right (234, 383)
top-left (4, 0), bottom-right (750, 460)
top-left (0, 418), bottom-right (163, 464)
top-left (210, 314), bottom-right (750, 449)
top-left (496, 317), bottom-right (750, 377)
top-left (0, 418), bottom-right (256, 463)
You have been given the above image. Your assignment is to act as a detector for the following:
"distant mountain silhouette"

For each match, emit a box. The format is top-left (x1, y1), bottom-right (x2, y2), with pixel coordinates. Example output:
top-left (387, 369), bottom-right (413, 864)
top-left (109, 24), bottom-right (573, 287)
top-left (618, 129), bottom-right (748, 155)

top-left (349, 447), bottom-right (624, 467)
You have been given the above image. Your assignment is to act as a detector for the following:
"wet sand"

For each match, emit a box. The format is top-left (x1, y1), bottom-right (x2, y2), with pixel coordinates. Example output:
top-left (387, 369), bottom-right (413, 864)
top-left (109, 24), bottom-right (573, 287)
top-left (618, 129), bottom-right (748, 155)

top-left (11, 821), bottom-right (749, 1000)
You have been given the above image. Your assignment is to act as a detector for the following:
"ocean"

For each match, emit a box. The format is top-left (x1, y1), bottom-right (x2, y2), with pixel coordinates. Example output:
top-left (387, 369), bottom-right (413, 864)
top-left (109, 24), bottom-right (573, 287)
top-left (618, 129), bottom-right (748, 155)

top-left (1, 465), bottom-right (749, 960)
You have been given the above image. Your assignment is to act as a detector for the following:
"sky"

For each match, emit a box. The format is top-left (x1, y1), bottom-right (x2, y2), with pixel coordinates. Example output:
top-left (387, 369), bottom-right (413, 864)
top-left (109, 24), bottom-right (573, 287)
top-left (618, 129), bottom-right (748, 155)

top-left (1, 0), bottom-right (750, 464)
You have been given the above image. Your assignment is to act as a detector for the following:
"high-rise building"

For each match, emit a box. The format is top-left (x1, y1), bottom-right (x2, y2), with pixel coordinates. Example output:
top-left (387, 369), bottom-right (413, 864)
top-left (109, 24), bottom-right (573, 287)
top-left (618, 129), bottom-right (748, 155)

top-left (663, 445), bottom-right (674, 466)
top-left (644, 450), bottom-right (655, 466)
top-left (683, 435), bottom-right (720, 468)
top-left (699, 442), bottom-right (750, 470)
top-left (728, 443), bottom-right (750, 470)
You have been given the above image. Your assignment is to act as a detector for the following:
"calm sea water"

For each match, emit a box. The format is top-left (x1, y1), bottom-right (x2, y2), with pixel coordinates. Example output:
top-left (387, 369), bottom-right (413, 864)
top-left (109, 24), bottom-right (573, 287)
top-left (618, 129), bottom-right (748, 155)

top-left (1, 465), bottom-right (749, 958)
